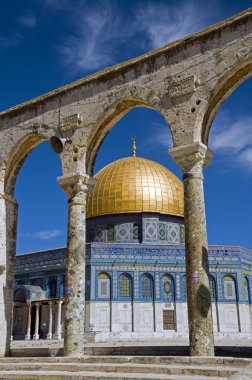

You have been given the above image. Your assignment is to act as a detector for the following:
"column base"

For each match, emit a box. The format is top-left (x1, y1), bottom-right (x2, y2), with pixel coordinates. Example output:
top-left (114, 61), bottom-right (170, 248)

top-left (46, 333), bottom-right (52, 340)
top-left (25, 334), bottom-right (31, 340)
top-left (33, 334), bottom-right (39, 340)
top-left (55, 333), bottom-right (62, 340)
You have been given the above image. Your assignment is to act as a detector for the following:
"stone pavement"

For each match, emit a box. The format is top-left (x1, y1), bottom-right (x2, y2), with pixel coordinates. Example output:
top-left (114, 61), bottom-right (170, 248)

top-left (10, 338), bottom-right (252, 358)
top-left (0, 355), bottom-right (252, 379)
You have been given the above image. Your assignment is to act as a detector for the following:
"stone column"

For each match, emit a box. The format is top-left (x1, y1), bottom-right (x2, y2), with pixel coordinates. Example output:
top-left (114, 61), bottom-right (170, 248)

top-left (25, 302), bottom-right (32, 340)
top-left (55, 300), bottom-right (63, 340)
top-left (0, 193), bottom-right (18, 356)
top-left (33, 303), bottom-right (40, 340)
top-left (170, 142), bottom-right (214, 356)
top-left (58, 174), bottom-right (96, 357)
top-left (47, 301), bottom-right (53, 340)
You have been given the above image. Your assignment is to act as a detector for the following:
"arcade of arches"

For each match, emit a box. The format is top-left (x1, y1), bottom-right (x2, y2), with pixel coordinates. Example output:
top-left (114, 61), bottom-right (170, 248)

top-left (0, 8), bottom-right (252, 358)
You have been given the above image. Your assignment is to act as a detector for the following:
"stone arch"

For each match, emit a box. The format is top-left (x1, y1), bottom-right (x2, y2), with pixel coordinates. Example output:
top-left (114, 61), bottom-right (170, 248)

top-left (0, 130), bottom-right (64, 356)
top-left (85, 98), bottom-right (173, 175)
top-left (201, 60), bottom-right (252, 145)
top-left (50, 279), bottom-right (57, 298)
top-left (14, 288), bottom-right (26, 303)
top-left (4, 133), bottom-right (48, 196)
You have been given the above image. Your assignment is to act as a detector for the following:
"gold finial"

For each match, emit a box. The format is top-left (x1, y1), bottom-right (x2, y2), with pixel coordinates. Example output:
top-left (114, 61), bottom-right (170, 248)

top-left (132, 136), bottom-right (136, 157)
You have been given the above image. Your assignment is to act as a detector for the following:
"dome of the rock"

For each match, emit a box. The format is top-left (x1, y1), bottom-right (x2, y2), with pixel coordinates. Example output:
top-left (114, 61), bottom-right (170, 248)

top-left (86, 156), bottom-right (184, 218)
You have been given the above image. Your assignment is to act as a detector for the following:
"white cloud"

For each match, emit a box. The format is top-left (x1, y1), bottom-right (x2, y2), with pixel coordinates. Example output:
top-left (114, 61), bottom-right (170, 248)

top-left (0, 34), bottom-right (22, 52)
top-left (21, 229), bottom-right (63, 240)
top-left (210, 115), bottom-right (252, 169)
top-left (237, 149), bottom-right (252, 168)
top-left (135, 1), bottom-right (212, 50)
top-left (142, 122), bottom-right (172, 153)
top-left (59, 1), bottom-right (128, 72)
top-left (211, 117), bottom-right (252, 152)
top-left (44, 0), bottom-right (71, 10)
top-left (18, 11), bottom-right (37, 28)
top-left (57, 0), bottom-right (215, 73)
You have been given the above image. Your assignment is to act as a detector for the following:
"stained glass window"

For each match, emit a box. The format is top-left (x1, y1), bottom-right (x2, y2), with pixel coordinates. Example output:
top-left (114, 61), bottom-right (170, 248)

top-left (98, 273), bottom-right (110, 298)
top-left (50, 279), bottom-right (56, 298)
top-left (162, 275), bottom-right (173, 299)
top-left (141, 274), bottom-right (153, 299)
top-left (120, 274), bottom-right (131, 298)
top-left (224, 275), bottom-right (236, 300)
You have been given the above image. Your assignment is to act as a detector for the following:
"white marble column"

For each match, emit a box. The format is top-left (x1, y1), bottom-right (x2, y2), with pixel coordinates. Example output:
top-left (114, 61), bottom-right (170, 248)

top-left (33, 303), bottom-right (40, 340)
top-left (25, 303), bottom-right (31, 340)
top-left (58, 174), bottom-right (96, 356)
top-left (170, 142), bottom-right (214, 356)
top-left (47, 301), bottom-right (53, 340)
top-left (55, 300), bottom-right (63, 340)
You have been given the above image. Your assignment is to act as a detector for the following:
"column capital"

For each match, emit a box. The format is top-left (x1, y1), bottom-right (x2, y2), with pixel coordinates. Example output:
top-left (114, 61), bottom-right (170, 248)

top-left (57, 174), bottom-right (96, 198)
top-left (56, 300), bottom-right (64, 305)
top-left (169, 142), bottom-right (213, 177)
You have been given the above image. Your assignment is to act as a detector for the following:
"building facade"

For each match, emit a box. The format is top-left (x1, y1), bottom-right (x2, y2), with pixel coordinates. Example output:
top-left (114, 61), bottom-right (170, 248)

top-left (13, 156), bottom-right (252, 342)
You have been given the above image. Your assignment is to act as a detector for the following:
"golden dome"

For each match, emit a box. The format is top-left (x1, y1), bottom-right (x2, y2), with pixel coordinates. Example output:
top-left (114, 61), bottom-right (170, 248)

top-left (87, 157), bottom-right (184, 218)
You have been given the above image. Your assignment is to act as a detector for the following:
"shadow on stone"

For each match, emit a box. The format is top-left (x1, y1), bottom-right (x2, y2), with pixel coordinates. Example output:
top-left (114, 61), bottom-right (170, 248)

top-left (196, 284), bottom-right (211, 317)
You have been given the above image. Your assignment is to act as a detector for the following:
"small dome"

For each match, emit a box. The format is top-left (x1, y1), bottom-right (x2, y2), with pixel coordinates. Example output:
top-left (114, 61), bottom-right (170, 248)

top-left (87, 157), bottom-right (184, 218)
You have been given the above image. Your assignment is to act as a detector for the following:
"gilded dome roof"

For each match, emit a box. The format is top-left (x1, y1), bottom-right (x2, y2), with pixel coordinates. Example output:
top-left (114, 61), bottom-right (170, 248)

top-left (86, 157), bottom-right (184, 218)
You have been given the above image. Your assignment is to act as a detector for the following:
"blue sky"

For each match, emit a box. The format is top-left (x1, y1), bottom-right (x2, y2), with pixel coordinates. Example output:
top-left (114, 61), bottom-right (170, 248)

top-left (1, 0), bottom-right (252, 253)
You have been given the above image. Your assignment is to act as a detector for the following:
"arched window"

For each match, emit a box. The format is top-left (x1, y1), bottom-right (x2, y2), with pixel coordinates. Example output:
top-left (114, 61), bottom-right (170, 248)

top-left (120, 274), bottom-right (132, 299)
top-left (243, 276), bottom-right (250, 302)
top-left (14, 289), bottom-right (26, 302)
top-left (209, 276), bottom-right (216, 300)
top-left (223, 275), bottom-right (236, 300)
top-left (162, 275), bottom-right (174, 300)
top-left (50, 279), bottom-right (57, 298)
top-left (141, 274), bottom-right (153, 299)
top-left (98, 273), bottom-right (111, 299)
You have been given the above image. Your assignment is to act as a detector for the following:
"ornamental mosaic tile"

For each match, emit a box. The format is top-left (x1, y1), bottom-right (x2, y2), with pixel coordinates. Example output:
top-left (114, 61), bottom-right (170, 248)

top-left (115, 223), bottom-right (131, 241)
top-left (180, 225), bottom-right (185, 244)
top-left (113, 272), bottom-right (117, 298)
top-left (143, 218), bottom-right (158, 241)
top-left (166, 223), bottom-right (180, 244)
top-left (158, 223), bottom-right (166, 241)
top-left (176, 274), bottom-right (180, 298)
top-left (94, 226), bottom-right (106, 242)
top-left (107, 226), bottom-right (114, 242)
top-left (133, 224), bottom-right (139, 240)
